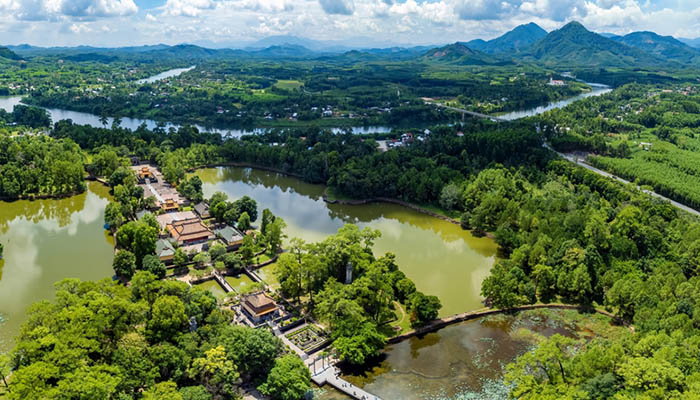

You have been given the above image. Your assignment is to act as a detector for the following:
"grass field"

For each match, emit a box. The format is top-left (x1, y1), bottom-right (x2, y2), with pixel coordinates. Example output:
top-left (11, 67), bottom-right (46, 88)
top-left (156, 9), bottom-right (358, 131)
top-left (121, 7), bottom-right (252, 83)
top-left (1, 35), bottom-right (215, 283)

top-left (274, 80), bottom-right (304, 90)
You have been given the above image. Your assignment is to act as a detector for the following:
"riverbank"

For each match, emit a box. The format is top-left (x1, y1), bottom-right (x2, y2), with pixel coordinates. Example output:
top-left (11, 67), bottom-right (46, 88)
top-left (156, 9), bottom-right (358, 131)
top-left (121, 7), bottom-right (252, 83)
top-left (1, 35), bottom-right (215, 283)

top-left (387, 303), bottom-right (625, 344)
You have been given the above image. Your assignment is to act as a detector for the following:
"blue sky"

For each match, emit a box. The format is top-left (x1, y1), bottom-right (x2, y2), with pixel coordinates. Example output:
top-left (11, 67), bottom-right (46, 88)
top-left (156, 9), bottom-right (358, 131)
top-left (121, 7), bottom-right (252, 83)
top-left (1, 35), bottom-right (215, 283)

top-left (0, 0), bottom-right (699, 47)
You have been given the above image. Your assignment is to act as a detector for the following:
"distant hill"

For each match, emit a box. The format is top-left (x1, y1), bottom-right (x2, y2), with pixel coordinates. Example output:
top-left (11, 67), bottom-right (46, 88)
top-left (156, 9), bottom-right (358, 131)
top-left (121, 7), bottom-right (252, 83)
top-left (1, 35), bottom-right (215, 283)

top-left (0, 47), bottom-right (21, 60)
top-left (145, 44), bottom-right (228, 59)
top-left (248, 44), bottom-right (318, 58)
top-left (422, 43), bottom-right (510, 65)
top-left (64, 53), bottom-right (118, 63)
top-left (522, 21), bottom-right (665, 67)
top-left (466, 23), bottom-right (547, 54)
top-left (679, 38), bottom-right (700, 48)
top-left (614, 31), bottom-right (700, 64)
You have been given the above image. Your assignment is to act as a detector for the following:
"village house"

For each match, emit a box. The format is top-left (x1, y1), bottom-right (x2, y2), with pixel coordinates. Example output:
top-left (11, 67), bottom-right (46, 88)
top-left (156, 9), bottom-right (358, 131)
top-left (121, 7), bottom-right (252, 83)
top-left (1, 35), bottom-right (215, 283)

top-left (548, 76), bottom-right (566, 86)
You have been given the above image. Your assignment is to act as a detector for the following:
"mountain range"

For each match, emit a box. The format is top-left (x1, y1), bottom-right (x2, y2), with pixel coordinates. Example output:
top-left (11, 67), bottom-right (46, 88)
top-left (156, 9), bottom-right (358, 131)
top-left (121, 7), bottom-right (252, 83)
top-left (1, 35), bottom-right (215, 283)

top-left (521, 21), bottom-right (666, 67)
top-left (464, 22), bottom-right (547, 54)
top-left (4, 22), bottom-right (700, 69)
top-left (612, 31), bottom-right (700, 64)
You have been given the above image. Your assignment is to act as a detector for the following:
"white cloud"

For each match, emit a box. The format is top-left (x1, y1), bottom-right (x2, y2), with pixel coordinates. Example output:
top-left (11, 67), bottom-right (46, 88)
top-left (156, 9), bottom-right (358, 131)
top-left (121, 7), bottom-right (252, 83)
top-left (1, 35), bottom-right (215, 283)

top-left (1, 0), bottom-right (137, 21)
top-left (234, 0), bottom-right (294, 12)
top-left (163, 0), bottom-right (216, 17)
top-left (318, 0), bottom-right (353, 15)
top-left (2, 0), bottom-right (700, 48)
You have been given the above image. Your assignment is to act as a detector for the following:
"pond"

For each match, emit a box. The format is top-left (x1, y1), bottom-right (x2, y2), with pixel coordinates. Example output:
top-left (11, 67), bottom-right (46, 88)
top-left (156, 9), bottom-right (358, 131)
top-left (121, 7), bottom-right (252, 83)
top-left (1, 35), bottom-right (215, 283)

top-left (195, 279), bottom-right (228, 300)
top-left (194, 167), bottom-right (499, 317)
top-left (225, 273), bottom-right (257, 293)
top-left (0, 182), bottom-right (114, 352)
top-left (340, 309), bottom-right (601, 400)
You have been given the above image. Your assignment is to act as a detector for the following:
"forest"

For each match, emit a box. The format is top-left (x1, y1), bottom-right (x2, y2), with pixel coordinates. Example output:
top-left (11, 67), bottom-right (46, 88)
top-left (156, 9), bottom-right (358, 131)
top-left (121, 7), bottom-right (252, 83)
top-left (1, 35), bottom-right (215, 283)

top-left (542, 82), bottom-right (700, 209)
top-left (0, 131), bottom-right (85, 198)
top-left (3, 273), bottom-right (311, 400)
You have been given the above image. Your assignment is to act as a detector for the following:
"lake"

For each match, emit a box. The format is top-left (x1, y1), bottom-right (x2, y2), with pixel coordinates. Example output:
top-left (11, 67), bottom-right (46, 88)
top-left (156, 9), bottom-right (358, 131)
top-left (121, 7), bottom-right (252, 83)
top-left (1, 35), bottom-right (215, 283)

top-left (0, 182), bottom-right (114, 352)
top-left (194, 167), bottom-right (499, 317)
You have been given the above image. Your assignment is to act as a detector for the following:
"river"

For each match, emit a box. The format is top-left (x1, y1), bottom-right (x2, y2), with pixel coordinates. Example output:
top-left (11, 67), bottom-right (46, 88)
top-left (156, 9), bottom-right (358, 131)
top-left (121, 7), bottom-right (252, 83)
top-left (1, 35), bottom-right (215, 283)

top-left (194, 167), bottom-right (498, 317)
top-left (0, 182), bottom-right (114, 352)
top-left (0, 79), bottom-right (610, 137)
top-left (498, 83), bottom-right (612, 120)
top-left (0, 95), bottom-right (392, 137)
top-left (136, 66), bottom-right (195, 84)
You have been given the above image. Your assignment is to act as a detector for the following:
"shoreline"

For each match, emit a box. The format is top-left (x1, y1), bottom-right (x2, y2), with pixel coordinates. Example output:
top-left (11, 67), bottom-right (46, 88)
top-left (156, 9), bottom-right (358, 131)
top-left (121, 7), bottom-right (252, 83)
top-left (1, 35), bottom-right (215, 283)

top-left (387, 303), bottom-right (626, 344)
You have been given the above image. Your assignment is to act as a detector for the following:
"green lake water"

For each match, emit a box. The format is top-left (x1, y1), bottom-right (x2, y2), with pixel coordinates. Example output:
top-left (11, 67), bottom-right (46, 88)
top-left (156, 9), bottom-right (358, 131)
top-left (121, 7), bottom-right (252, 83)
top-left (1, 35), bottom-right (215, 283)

top-left (195, 167), bottom-right (498, 317)
top-left (0, 182), bottom-right (114, 352)
top-left (195, 279), bottom-right (228, 299)
top-left (340, 310), bottom-right (581, 400)
top-left (225, 273), bottom-right (256, 293)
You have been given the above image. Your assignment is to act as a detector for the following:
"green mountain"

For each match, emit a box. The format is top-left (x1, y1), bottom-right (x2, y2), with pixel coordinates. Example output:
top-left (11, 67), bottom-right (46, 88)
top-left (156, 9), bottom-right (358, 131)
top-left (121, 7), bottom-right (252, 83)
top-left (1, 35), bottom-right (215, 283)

top-left (0, 46), bottom-right (21, 60)
top-left (422, 43), bottom-right (508, 65)
top-left (466, 23), bottom-right (547, 54)
top-left (613, 31), bottom-right (700, 64)
top-left (522, 21), bottom-right (664, 67)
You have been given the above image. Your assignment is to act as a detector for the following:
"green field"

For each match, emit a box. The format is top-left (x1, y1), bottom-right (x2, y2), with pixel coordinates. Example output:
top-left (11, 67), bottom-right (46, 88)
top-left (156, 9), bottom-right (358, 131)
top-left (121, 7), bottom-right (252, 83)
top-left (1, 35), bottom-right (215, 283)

top-left (274, 79), bottom-right (304, 90)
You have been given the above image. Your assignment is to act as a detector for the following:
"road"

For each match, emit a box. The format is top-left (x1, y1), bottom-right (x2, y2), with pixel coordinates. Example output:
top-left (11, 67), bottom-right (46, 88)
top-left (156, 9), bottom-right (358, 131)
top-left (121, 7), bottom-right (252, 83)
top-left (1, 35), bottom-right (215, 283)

top-left (546, 144), bottom-right (700, 218)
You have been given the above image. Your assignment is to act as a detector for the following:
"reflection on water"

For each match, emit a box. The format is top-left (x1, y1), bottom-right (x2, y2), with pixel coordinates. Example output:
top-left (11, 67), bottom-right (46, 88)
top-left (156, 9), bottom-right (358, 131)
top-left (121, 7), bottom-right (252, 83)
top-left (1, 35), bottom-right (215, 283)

top-left (342, 311), bottom-right (577, 400)
top-left (195, 167), bottom-right (498, 316)
top-left (0, 182), bottom-right (114, 352)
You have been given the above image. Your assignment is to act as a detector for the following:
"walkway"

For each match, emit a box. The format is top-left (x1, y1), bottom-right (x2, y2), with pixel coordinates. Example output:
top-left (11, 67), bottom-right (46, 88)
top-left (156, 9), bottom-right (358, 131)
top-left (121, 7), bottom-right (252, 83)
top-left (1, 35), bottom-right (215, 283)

top-left (212, 271), bottom-right (235, 293)
top-left (276, 323), bottom-right (382, 400)
top-left (307, 356), bottom-right (382, 400)
top-left (545, 144), bottom-right (700, 218)
top-left (145, 180), bottom-right (164, 203)
top-left (387, 303), bottom-right (625, 344)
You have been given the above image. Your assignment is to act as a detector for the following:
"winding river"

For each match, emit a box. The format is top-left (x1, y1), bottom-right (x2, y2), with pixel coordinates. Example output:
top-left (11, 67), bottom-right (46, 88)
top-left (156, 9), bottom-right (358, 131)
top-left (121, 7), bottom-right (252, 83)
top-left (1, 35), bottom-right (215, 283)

top-left (498, 83), bottom-right (612, 120)
top-left (0, 74), bottom-right (611, 137)
top-left (0, 95), bottom-right (391, 137)
top-left (136, 66), bottom-right (195, 84)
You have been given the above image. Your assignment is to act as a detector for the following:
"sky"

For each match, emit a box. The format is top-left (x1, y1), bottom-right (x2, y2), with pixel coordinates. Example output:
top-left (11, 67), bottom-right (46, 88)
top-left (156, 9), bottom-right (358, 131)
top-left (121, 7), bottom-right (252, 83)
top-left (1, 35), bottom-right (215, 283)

top-left (0, 0), bottom-right (699, 47)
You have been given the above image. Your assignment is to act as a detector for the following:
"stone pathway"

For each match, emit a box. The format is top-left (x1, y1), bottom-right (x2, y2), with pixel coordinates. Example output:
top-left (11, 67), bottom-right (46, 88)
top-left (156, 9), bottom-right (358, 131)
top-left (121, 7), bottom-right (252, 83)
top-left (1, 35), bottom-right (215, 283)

top-left (307, 357), bottom-right (382, 400)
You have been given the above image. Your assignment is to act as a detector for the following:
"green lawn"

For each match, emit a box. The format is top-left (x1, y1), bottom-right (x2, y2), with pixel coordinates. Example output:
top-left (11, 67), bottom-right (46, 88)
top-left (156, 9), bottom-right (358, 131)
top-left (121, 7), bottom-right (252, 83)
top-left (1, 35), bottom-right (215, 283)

top-left (274, 79), bottom-right (303, 90)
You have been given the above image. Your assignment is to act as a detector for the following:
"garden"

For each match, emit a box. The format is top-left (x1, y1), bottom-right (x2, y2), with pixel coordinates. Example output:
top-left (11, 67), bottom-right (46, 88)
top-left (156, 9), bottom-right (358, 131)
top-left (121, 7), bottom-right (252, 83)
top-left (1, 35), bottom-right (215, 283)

top-left (285, 324), bottom-right (329, 354)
